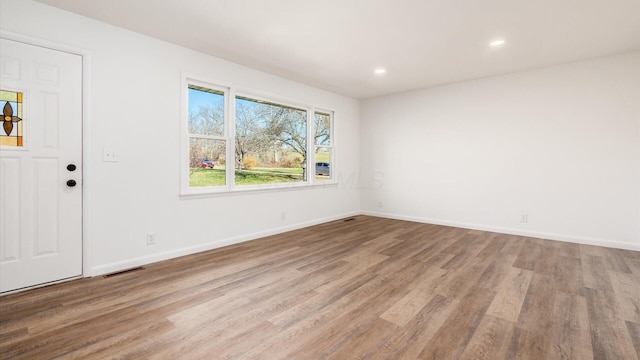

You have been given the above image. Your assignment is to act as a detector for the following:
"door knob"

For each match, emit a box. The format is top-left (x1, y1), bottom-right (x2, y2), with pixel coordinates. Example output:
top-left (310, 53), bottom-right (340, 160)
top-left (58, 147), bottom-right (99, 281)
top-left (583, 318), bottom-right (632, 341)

top-left (67, 164), bottom-right (77, 171)
top-left (66, 179), bottom-right (77, 187)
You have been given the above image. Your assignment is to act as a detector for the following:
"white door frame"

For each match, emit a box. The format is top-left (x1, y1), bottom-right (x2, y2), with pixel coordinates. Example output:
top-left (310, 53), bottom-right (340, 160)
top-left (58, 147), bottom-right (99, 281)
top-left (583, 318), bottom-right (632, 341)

top-left (1, 30), bottom-right (93, 279)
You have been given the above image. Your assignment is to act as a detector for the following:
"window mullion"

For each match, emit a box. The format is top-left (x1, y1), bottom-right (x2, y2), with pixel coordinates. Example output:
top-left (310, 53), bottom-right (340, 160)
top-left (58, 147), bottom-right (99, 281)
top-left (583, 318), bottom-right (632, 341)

top-left (330, 112), bottom-right (335, 182)
top-left (308, 106), bottom-right (316, 185)
top-left (227, 87), bottom-right (236, 191)
top-left (181, 76), bottom-right (190, 194)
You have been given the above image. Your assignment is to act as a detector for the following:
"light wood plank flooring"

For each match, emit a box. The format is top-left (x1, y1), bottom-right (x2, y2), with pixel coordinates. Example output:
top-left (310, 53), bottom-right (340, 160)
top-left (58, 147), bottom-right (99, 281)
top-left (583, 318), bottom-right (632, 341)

top-left (1, 215), bottom-right (639, 359)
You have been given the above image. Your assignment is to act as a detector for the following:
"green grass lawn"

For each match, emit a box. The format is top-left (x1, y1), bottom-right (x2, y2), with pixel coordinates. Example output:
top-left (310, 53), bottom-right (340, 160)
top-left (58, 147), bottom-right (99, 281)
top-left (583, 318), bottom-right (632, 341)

top-left (190, 167), bottom-right (305, 187)
top-left (190, 156), bottom-right (331, 187)
top-left (315, 151), bottom-right (330, 163)
top-left (251, 167), bottom-right (303, 175)
top-left (235, 169), bottom-right (302, 185)
top-left (189, 168), bottom-right (226, 187)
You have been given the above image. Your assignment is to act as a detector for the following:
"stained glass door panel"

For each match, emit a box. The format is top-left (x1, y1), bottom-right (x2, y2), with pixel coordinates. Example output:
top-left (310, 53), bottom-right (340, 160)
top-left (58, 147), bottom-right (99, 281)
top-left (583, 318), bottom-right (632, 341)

top-left (0, 90), bottom-right (23, 147)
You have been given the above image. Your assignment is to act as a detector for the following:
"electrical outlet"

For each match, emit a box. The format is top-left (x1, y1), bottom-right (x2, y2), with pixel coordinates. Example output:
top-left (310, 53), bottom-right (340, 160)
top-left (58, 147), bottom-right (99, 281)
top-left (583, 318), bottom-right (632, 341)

top-left (378, 201), bottom-right (383, 208)
top-left (146, 233), bottom-right (156, 245)
top-left (281, 212), bottom-right (286, 221)
top-left (520, 214), bottom-right (529, 223)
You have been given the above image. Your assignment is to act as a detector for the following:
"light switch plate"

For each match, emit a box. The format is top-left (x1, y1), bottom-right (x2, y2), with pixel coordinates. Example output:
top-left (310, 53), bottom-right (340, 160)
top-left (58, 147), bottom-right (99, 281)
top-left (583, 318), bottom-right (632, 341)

top-left (103, 149), bottom-right (119, 162)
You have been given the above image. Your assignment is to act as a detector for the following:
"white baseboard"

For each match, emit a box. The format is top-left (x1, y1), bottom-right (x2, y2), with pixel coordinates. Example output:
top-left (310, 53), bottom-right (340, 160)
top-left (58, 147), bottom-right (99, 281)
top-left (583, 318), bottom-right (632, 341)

top-left (91, 209), bottom-right (639, 276)
top-left (361, 210), bottom-right (640, 252)
top-left (91, 211), bottom-right (360, 276)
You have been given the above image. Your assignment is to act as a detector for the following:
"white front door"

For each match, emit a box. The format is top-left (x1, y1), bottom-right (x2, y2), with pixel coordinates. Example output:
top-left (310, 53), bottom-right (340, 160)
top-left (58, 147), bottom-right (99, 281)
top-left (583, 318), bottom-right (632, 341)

top-left (0, 38), bottom-right (83, 293)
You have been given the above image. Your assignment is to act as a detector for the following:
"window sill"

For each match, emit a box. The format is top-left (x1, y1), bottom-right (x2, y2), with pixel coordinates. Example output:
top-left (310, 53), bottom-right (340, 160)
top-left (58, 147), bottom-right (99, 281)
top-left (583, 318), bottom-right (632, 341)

top-left (179, 181), bottom-right (338, 199)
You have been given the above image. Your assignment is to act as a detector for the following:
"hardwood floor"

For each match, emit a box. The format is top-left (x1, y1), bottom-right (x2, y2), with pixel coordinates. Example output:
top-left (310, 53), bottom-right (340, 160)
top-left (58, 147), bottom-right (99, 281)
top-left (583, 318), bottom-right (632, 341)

top-left (1, 215), bottom-right (639, 359)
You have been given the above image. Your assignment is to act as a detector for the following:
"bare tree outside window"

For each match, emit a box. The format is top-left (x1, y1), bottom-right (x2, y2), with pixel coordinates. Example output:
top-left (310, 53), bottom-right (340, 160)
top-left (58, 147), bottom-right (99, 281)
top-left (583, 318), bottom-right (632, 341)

top-left (234, 96), bottom-right (307, 185)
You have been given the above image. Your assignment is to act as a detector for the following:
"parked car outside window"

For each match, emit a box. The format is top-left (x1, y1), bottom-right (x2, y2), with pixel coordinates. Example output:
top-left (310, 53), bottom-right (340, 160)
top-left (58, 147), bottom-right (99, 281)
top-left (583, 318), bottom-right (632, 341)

top-left (315, 162), bottom-right (330, 176)
top-left (201, 158), bottom-right (215, 168)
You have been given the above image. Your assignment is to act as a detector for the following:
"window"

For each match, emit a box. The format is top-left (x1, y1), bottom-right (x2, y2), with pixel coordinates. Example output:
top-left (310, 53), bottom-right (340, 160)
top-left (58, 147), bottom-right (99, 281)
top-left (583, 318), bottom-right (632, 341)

top-left (187, 84), bottom-right (227, 188)
top-left (182, 77), bottom-right (335, 194)
top-left (314, 111), bottom-right (333, 181)
top-left (235, 96), bottom-right (307, 186)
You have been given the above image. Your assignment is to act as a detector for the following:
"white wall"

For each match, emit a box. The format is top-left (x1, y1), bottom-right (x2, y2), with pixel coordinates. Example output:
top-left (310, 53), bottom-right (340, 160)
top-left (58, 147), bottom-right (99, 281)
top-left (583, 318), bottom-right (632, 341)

top-left (1, 0), bottom-right (361, 275)
top-left (2, 1), bottom-right (638, 279)
top-left (361, 52), bottom-right (640, 251)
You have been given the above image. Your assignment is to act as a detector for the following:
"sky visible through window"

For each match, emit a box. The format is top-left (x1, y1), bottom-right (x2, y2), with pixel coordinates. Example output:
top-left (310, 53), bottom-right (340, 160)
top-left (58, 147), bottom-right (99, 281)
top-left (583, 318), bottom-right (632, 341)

top-left (188, 88), bottom-right (222, 118)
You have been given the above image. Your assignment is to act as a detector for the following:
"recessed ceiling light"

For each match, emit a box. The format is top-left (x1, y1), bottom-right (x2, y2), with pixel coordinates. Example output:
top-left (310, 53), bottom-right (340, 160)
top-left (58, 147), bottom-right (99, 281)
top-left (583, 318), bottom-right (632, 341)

top-left (490, 39), bottom-right (506, 47)
top-left (374, 68), bottom-right (386, 75)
